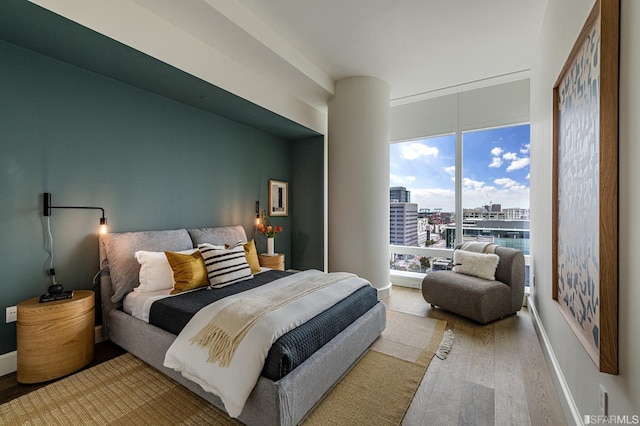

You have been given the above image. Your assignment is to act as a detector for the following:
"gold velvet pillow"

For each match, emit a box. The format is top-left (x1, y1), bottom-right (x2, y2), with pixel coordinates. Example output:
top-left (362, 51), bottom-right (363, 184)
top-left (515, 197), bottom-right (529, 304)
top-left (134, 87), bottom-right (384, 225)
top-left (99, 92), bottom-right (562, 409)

top-left (243, 239), bottom-right (261, 274)
top-left (164, 250), bottom-right (209, 294)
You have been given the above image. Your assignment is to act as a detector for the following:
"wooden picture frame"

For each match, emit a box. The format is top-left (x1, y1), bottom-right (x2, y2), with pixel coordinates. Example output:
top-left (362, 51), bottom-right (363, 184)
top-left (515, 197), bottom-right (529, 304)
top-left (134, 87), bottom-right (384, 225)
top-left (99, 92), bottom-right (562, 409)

top-left (268, 180), bottom-right (288, 217)
top-left (552, 0), bottom-right (619, 374)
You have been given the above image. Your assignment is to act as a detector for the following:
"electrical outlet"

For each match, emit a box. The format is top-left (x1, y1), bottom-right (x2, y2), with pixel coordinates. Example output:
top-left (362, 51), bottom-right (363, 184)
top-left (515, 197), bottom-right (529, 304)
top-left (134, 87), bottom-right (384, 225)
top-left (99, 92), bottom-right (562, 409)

top-left (5, 306), bottom-right (17, 323)
top-left (599, 384), bottom-right (608, 416)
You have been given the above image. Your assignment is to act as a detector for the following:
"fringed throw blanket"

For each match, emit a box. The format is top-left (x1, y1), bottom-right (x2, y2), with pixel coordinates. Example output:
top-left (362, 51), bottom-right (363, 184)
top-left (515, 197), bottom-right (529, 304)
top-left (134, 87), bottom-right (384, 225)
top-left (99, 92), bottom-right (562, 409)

top-left (164, 269), bottom-right (370, 418)
top-left (190, 272), bottom-right (356, 367)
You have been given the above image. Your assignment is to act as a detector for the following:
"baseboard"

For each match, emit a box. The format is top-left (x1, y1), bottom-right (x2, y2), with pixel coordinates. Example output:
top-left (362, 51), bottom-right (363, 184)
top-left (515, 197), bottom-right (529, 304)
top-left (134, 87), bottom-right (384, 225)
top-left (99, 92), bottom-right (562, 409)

top-left (389, 271), bottom-right (422, 289)
top-left (0, 350), bottom-right (17, 377)
top-left (527, 296), bottom-right (583, 426)
top-left (0, 326), bottom-right (106, 377)
top-left (376, 281), bottom-right (393, 298)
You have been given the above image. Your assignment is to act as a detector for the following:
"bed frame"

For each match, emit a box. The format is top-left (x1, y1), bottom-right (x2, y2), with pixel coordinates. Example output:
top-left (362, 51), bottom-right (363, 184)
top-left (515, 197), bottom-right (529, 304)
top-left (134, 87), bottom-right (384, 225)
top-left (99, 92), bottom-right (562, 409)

top-left (98, 225), bottom-right (386, 426)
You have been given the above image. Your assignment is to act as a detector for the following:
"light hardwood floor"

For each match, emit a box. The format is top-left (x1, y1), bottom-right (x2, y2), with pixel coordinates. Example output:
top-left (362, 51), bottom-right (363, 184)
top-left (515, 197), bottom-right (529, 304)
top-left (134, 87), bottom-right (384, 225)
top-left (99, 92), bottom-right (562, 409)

top-left (380, 286), bottom-right (567, 426)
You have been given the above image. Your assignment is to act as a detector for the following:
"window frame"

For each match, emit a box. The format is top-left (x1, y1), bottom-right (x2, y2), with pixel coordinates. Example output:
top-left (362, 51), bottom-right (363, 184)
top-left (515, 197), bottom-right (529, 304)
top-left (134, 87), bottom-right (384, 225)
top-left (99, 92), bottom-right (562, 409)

top-left (389, 122), bottom-right (531, 284)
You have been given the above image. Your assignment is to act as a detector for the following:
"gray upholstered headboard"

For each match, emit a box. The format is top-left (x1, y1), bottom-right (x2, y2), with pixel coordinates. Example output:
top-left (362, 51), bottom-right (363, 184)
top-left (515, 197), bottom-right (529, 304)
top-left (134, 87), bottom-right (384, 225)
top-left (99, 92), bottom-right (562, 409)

top-left (98, 225), bottom-right (247, 337)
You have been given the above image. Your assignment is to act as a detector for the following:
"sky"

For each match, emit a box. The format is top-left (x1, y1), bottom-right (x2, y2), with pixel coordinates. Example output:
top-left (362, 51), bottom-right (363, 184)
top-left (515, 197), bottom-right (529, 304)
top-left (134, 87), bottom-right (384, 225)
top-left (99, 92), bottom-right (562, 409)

top-left (390, 124), bottom-right (530, 213)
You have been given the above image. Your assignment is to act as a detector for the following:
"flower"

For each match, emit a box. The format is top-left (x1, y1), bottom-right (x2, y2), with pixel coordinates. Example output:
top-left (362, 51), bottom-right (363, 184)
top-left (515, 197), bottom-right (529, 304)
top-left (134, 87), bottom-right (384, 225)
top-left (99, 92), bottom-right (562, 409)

top-left (257, 220), bottom-right (283, 238)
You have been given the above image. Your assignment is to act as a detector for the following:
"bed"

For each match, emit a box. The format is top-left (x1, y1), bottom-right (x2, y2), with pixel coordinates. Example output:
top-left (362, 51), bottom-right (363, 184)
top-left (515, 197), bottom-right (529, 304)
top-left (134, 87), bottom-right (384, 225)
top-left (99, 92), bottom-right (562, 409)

top-left (98, 225), bottom-right (386, 425)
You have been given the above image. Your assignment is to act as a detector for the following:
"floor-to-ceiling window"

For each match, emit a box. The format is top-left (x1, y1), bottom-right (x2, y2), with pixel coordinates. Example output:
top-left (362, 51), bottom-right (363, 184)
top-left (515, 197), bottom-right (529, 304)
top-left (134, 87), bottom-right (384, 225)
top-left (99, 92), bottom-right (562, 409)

top-left (389, 124), bottom-right (530, 275)
top-left (461, 124), bottom-right (530, 254)
top-left (389, 80), bottom-right (531, 287)
top-left (390, 134), bottom-right (455, 272)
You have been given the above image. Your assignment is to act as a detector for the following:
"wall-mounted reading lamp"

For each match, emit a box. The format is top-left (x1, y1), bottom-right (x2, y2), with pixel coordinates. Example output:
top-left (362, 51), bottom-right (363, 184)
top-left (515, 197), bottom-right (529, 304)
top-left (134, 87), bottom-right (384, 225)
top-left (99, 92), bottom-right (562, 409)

top-left (41, 193), bottom-right (108, 300)
top-left (43, 192), bottom-right (108, 234)
top-left (255, 200), bottom-right (267, 226)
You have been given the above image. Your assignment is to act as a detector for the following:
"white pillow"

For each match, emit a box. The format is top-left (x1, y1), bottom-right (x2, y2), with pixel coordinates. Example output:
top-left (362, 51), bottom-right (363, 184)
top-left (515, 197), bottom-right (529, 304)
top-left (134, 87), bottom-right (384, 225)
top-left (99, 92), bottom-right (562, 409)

top-left (134, 249), bottom-right (197, 292)
top-left (452, 249), bottom-right (499, 281)
top-left (198, 243), bottom-right (253, 288)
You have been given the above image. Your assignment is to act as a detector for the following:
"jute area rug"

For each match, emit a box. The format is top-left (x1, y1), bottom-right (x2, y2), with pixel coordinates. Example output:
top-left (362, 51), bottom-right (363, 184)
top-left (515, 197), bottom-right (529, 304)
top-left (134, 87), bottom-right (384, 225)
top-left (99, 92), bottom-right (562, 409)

top-left (0, 310), bottom-right (452, 426)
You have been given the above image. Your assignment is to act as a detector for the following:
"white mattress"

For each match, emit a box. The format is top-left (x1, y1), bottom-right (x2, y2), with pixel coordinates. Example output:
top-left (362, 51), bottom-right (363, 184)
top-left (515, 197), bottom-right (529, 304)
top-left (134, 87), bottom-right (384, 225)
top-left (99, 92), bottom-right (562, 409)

top-left (122, 268), bottom-right (272, 322)
top-left (123, 289), bottom-right (172, 322)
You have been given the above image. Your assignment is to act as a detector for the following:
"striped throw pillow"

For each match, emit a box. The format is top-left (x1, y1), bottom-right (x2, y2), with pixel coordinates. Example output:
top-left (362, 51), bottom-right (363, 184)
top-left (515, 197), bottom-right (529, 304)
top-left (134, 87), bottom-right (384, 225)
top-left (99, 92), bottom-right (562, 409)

top-left (198, 243), bottom-right (253, 288)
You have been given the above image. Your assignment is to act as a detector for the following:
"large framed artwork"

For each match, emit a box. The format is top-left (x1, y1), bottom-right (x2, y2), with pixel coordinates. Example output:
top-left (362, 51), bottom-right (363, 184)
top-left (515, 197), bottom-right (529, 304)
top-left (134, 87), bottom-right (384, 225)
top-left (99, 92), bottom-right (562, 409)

top-left (552, 0), bottom-right (619, 374)
top-left (268, 180), bottom-right (288, 217)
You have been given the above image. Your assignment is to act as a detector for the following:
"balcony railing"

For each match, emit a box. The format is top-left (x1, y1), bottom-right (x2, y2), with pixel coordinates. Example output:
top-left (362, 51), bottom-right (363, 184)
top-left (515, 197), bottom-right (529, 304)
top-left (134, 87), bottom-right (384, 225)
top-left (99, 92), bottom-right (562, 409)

top-left (389, 244), bottom-right (531, 289)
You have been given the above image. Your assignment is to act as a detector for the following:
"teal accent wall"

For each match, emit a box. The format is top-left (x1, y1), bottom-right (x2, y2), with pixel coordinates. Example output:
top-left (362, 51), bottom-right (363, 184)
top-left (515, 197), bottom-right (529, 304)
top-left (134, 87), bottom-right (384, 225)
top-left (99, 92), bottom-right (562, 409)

top-left (290, 136), bottom-right (325, 270)
top-left (0, 39), bottom-right (322, 355)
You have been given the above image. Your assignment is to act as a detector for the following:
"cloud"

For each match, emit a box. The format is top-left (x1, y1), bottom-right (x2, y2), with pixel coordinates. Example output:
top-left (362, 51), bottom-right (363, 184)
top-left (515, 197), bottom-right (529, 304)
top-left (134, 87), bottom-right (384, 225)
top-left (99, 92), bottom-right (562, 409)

top-left (506, 157), bottom-right (530, 171)
top-left (520, 144), bottom-right (530, 154)
top-left (495, 177), bottom-right (527, 191)
top-left (444, 165), bottom-right (455, 176)
top-left (411, 182), bottom-right (530, 213)
top-left (503, 152), bottom-right (518, 161)
top-left (463, 177), bottom-right (485, 189)
top-left (411, 188), bottom-right (456, 212)
top-left (399, 143), bottom-right (439, 160)
top-left (494, 177), bottom-right (518, 188)
top-left (489, 156), bottom-right (503, 168)
top-left (489, 147), bottom-right (506, 168)
top-left (463, 185), bottom-right (529, 210)
top-left (492, 149), bottom-right (530, 172)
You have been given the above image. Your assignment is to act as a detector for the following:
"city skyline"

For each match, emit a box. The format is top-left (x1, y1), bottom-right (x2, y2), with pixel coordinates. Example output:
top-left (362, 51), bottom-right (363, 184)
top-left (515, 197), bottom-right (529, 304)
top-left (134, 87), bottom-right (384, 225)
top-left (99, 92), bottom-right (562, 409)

top-left (390, 124), bottom-right (531, 213)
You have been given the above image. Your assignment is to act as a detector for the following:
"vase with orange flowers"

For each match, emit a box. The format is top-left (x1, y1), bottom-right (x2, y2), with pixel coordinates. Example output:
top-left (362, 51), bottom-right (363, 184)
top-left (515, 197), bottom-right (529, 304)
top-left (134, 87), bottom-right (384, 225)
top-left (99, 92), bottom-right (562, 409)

top-left (257, 219), bottom-right (283, 255)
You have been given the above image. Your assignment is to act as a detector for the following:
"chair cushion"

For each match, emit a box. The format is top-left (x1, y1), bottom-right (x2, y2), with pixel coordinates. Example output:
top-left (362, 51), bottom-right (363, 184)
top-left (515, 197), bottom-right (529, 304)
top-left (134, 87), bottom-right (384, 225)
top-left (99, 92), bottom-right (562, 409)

top-left (422, 246), bottom-right (525, 324)
top-left (422, 271), bottom-right (513, 324)
top-left (452, 249), bottom-right (499, 280)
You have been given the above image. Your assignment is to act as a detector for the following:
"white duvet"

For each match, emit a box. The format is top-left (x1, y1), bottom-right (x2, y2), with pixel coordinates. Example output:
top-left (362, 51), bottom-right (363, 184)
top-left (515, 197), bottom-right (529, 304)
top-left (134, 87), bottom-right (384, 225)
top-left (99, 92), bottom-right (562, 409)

top-left (163, 269), bottom-right (370, 418)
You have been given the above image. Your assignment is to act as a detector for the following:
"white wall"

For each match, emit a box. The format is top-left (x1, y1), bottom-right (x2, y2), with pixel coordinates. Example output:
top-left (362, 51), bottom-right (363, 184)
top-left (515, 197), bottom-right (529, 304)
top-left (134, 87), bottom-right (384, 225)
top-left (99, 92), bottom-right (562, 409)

top-left (531, 0), bottom-right (639, 419)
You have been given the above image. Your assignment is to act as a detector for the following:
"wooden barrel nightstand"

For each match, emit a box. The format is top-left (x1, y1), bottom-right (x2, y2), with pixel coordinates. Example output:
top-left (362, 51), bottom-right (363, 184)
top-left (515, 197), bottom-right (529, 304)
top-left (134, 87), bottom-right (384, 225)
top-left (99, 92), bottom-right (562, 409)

top-left (17, 290), bottom-right (95, 383)
top-left (258, 253), bottom-right (285, 271)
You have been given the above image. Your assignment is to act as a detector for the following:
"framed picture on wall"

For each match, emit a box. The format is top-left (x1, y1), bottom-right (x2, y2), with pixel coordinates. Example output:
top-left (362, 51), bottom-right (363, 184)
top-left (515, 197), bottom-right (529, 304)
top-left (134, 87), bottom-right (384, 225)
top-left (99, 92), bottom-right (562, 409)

top-left (269, 180), bottom-right (288, 217)
top-left (552, 0), bottom-right (619, 374)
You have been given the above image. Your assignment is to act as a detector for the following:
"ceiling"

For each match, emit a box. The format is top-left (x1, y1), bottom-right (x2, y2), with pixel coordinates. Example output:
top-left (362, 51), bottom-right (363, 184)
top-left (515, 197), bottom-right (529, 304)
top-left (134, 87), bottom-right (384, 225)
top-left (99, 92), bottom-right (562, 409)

top-left (128, 0), bottom-right (547, 107)
top-left (230, 0), bottom-right (547, 102)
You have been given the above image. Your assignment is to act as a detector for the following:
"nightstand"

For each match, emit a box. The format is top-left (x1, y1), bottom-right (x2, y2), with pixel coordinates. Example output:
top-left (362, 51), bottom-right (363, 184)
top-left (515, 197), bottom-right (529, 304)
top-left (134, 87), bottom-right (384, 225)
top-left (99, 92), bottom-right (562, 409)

top-left (258, 253), bottom-right (285, 271)
top-left (17, 290), bottom-right (95, 383)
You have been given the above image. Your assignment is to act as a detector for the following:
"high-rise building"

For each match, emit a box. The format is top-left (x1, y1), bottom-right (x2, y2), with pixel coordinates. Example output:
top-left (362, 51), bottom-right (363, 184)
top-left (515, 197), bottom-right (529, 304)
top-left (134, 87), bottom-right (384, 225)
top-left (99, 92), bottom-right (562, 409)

top-left (390, 186), bottom-right (410, 203)
top-left (503, 208), bottom-right (530, 220)
top-left (390, 202), bottom-right (418, 246)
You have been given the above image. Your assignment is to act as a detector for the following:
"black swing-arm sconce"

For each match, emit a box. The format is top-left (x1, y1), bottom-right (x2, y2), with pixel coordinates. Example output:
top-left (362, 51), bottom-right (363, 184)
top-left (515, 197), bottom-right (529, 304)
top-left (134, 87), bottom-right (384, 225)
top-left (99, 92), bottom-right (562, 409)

top-left (43, 192), bottom-right (108, 234)
top-left (41, 192), bottom-right (108, 299)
